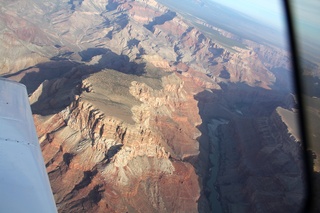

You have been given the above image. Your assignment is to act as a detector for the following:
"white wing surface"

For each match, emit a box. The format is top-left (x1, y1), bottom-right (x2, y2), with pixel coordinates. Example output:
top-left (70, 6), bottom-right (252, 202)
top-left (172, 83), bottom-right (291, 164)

top-left (0, 78), bottom-right (57, 213)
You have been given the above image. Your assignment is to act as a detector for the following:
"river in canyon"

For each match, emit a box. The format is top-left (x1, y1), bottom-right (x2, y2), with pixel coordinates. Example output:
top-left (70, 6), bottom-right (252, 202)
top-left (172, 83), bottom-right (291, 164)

top-left (197, 84), bottom-right (306, 212)
top-left (206, 118), bottom-right (229, 212)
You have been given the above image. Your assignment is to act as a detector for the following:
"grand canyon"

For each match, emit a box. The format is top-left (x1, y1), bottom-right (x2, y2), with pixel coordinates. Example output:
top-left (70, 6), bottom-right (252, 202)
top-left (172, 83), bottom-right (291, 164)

top-left (1, 0), bottom-right (318, 212)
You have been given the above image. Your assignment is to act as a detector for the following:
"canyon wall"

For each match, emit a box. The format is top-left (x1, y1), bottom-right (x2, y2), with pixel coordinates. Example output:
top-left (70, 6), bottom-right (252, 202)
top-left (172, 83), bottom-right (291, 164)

top-left (0, 0), bottom-right (305, 212)
top-left (196, 84), bottom-right (306, 212)
top-left (32, 64), bottom-right (202, 212)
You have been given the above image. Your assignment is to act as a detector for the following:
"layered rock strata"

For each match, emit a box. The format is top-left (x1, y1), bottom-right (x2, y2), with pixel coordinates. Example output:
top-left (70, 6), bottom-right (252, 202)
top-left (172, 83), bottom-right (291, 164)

top-left (1, 0), bottom-right (291, 90)
top-left (0, 0), bottom-right (304, 212)
top-left (32, 64), bottom-right (202, 212)
top-left (196, 84), bottom-right (306, 213)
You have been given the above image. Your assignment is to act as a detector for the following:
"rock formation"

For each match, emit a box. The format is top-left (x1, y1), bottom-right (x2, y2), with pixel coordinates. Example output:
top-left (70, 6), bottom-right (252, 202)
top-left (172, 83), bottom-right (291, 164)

top-left (0, 0), bottom-right (307, 212)
top-left (30, 62), bottom-right (202, 212)
top-left (196, 84), bottom-right (306, 212)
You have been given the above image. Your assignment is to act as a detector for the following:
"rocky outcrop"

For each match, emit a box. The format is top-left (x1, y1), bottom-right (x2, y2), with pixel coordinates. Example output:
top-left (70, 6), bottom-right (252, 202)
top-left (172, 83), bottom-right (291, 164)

top-left (224, 48), bottom-right (276, 88)
top-left (1, 0), bottom-right (306, 212)
top-left (32, 64), bottom-right (201, 212)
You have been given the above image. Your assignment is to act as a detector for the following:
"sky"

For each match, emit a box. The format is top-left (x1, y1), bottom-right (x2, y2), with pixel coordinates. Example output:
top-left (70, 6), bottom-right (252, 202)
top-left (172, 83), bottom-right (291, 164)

top-left (291, 0), bottom-right (320, 63)
top-left (210, 0), bottom-right (286, 30)
top-left (292, 0), bottom-right (320, 37)
top-left (210, 0), bottom-right (320, 64)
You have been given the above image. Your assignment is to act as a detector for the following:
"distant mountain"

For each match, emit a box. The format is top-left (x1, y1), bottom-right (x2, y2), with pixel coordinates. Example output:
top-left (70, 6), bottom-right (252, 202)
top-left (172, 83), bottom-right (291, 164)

top-left (156, 0), bottom-right (287, 49)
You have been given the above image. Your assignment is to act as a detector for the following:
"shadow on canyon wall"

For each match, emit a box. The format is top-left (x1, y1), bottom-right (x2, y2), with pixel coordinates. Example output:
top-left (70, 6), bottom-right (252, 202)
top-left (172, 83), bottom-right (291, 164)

top-left (194, 82), bottom-right (303, 212)
top-left (144, 11), bottom-right (177, 33)
top-left (106, 0), bottom-right (119, 11)
top-left (10, 48), bottom-right (146, 116)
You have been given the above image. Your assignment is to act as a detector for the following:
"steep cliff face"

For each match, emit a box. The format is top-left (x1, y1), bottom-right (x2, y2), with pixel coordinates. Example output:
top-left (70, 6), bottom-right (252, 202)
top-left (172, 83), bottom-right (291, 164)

top-left (1, 0), bottom-right (302, 212)
top-left (32, 64), bottom-right (202, 212)
top-left (196, 84), bottom-right (306, 212)
top-left (224, 48), bottom-right (276, 88)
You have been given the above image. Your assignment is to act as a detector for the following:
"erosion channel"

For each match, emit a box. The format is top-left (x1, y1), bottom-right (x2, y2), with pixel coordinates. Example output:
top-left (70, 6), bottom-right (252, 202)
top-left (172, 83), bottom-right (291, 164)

top-left (197, 83), bottom-right (306, 212)
top-left (207, 118), bottom-right (229, 212)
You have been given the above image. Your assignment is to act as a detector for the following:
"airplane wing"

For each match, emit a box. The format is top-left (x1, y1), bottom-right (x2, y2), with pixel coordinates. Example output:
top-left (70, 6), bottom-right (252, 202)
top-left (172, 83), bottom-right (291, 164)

top-left (0, 78), bottom-right (57, 213)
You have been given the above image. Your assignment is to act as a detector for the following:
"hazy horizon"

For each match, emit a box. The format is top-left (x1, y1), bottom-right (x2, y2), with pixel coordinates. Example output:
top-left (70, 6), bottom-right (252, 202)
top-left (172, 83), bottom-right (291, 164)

top-left (210, 0), bottom-right (320, 65)
top-left (292, 0), bottom-right (320, 65)
top-left (209, 0), bottom-right (286, 31)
